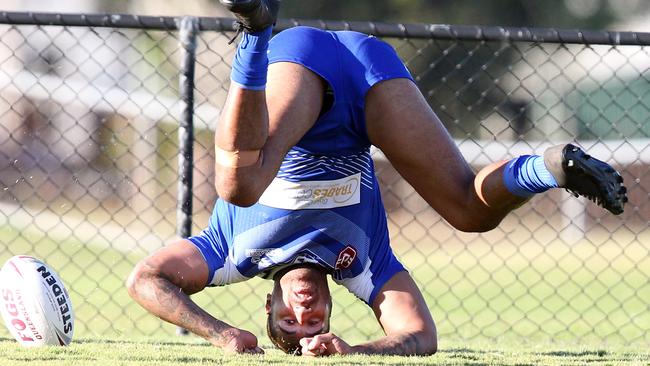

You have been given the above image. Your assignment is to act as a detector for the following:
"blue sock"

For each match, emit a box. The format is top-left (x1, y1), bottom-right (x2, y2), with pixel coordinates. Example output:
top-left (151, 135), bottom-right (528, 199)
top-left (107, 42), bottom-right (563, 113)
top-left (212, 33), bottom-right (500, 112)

top-left (503, 155), bottom-right (559, 198)
top-left (230, 26), bottom-right (273, 90)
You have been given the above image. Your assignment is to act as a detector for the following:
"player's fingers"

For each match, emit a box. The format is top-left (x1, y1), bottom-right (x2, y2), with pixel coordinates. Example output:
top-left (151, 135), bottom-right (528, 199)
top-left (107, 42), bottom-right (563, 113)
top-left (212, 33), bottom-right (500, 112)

top-left (300, 341), bottom-right (316, 356)
top-left (300, 337), bottom-right (324, 356)
top-left (301, 344), bottom-right (326, 357)
top-left (307, 332), bottom-right (335, 350)
top-left (324, 336), bottom-right (346, 354)
top-left (303, 334), bottom-right (340, 356)
top-left (300, 337), bottom-right (311, 347)
top-left (308, 333), bottom-right (347, 355)
top-left (300, 348), bottom-right (319, 357)
top-left (244, 346), bottom-right (264, 354)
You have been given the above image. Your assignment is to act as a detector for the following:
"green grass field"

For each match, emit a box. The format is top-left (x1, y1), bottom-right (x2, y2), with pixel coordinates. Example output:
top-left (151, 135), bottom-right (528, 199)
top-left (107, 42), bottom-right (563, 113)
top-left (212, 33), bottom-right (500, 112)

top-left (1, 212), bottom-right (649, 364)
top-left (0, 337), bottom-right (648, 365)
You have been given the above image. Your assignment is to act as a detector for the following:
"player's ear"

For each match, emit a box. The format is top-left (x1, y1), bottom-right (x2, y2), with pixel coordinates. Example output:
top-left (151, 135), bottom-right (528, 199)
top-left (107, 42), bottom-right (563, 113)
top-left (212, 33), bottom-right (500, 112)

top-left (265, 293), bottom-right (272, 314)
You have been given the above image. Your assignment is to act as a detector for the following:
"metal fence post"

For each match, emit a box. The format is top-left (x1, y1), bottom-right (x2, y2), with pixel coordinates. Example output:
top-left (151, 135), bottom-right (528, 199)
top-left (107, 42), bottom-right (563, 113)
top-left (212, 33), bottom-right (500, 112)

top-left (177, 16), bottom-right (198, 240)
top-left (176, 16), bottom-right (198, 336)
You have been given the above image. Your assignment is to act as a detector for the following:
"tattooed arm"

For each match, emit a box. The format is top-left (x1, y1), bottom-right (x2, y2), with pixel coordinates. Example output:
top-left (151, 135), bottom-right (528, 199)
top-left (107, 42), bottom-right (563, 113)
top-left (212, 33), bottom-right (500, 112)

top-left (351, 331), bottom-right (435, 355)
top-left (126, 240), bottom-right (262, 354)
top-left (300, 271), bottom-right (437, 356)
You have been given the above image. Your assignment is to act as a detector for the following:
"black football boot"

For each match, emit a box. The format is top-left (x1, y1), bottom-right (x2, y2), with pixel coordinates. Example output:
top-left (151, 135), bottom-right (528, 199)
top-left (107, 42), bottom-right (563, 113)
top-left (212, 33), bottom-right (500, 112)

top-left (544, 143), bottom-right (627, 215)
top-left (220, 0), bottom-right (280, 33)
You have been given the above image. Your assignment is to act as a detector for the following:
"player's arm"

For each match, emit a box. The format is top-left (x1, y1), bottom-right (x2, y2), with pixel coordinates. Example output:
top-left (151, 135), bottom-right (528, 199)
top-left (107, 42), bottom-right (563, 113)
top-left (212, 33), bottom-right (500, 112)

top-left (357, 270), bottom-right (437, 355)
top-left (214, 62), bottom-right (324, 206)
top-left (126, 241), bottom-right (261, 353)
top-left (300, 271), bottom-right (437, 356)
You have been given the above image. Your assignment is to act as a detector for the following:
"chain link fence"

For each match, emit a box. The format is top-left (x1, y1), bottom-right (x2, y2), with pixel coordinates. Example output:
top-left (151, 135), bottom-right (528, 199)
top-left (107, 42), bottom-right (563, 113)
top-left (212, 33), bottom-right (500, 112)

top-left (0, 13), bottom-right (648, 346)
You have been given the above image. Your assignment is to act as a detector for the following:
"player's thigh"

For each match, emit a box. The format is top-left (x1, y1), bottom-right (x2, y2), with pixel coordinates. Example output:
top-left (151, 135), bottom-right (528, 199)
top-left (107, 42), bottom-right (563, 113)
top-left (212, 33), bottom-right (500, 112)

top-left (264, 62), bottom-right (324, 155)
top-left (136, 239), bottom-right (209, 295)
top-left (365, 78), bottom-right (475, 212)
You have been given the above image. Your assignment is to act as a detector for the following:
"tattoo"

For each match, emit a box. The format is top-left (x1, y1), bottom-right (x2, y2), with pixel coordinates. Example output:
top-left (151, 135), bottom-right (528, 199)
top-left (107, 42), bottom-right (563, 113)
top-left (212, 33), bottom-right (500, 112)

top-left (131, 263), bottom-right (232, 346)
top-left (354, 332), bottom-right (435, 356)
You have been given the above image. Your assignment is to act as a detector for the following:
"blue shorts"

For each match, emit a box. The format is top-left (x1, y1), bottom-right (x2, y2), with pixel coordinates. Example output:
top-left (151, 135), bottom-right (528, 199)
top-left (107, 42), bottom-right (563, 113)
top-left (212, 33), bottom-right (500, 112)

top-left (268, 26), bottom-right (414, 154)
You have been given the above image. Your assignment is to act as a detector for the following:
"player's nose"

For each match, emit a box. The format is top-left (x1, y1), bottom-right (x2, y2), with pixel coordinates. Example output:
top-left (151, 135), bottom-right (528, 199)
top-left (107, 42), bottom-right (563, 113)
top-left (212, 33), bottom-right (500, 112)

top-left (292, 305), bottom-right (311, 323)
top-left (291, 292), bottom-right (315, 307)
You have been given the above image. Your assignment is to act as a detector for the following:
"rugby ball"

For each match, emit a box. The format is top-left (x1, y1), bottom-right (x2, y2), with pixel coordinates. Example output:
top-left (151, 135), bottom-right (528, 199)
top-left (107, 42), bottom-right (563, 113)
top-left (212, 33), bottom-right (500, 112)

top-left (0, 255), bottom-right (74, 347)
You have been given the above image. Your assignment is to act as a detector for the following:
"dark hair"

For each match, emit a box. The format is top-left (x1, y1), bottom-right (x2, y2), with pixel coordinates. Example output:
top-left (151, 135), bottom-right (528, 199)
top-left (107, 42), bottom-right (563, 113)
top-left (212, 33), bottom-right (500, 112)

top-left (266, 312), bottom-right (302, 355)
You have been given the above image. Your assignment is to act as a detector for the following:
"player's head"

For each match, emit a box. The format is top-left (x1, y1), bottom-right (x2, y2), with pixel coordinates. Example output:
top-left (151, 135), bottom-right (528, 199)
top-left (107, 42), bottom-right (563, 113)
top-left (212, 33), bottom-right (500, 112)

top-left (265, 264), bottom-right (332, 354)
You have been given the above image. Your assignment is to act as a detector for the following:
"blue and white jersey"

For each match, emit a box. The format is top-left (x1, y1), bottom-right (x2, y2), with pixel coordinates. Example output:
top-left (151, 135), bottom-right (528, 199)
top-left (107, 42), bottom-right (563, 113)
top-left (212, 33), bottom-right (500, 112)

top-left (189, 26), bottom-right (413, 305)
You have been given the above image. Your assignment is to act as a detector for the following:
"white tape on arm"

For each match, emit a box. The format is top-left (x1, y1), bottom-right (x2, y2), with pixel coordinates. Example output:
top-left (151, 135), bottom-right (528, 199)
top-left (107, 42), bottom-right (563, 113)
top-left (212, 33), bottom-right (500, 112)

top-left (214, 146), bottom-right (262, 168)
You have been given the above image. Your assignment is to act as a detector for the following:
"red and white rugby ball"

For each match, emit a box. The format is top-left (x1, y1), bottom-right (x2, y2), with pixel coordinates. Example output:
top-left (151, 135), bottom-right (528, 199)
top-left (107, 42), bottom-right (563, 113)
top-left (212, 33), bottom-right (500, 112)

top-left (0, 255), bottom-right (74, 347)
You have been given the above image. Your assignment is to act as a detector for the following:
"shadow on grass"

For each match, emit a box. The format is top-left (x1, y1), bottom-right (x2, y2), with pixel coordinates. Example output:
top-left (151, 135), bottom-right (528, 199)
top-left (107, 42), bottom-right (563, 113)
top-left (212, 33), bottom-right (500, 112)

top-left (541, 350), bottom-right (607, 357)
top-left (440, 348), bottom-right (491, 354)
top-left (71, 337), bottom-right (206, 347)
top-left (440, 347), bottom-right (494, 360)
top-left (542, 349), bottom-right (650, 362)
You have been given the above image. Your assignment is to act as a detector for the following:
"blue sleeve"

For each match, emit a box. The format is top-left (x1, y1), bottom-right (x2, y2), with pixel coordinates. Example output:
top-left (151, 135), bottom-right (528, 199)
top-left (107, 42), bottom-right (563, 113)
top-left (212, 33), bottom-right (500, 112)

top-left (367, 225), bottom-right (406, 305)
top-left (186, 201), bottom-right (230, 286)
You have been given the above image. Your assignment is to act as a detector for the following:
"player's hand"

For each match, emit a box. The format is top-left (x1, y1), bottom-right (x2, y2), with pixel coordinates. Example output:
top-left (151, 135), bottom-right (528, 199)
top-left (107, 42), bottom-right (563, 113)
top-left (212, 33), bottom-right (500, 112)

top-left (220, 327), bottom-right (264, 354)
top-left (299, 332), bottom-right (353, 356)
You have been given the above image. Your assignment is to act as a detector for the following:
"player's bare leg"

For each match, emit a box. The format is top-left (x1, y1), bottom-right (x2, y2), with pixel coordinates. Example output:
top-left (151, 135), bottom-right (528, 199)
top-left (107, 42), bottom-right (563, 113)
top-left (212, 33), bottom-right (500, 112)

top-left (215, 1), bottom-right (328, 206)
top-left (365, 78), bottom-right (519, 231)
top-left (215, 62), bottom-right (325, 206)
top-left (365, 78), bottom-right (626, 232)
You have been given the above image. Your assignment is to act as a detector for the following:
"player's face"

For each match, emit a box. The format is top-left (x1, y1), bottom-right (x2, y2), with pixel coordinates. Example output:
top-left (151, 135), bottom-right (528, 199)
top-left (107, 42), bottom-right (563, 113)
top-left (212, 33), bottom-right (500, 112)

top-left (266, 269), bottom-right (332, 340)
